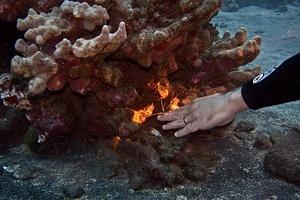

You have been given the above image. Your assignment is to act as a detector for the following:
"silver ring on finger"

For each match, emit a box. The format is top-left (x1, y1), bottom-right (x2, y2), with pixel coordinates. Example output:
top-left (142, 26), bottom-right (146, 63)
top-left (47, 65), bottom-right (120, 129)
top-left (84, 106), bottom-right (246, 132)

top-left (183, 116), bottom-right (188, 126)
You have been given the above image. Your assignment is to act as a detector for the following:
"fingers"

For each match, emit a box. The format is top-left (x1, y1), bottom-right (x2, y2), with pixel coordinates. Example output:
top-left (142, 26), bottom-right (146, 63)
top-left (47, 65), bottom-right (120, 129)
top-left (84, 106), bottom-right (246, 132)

top-left (173, 112), bottom-right (235, 137)
top-left (162, 118), bottom-right (186, 130)
top-left (157, 105), bottom-right (190, 122)
top-left (183, 114), bottom-right (196, 124)
top-left (161, 113), bottom-right (196, 130)
top-left (174, 121), bottom-right (200, 137)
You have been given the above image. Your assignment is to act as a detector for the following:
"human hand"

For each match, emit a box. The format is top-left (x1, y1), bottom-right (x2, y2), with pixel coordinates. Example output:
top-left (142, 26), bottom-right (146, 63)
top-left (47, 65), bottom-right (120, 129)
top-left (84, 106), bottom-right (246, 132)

top-left (157, 87), bottom-right (249, 137)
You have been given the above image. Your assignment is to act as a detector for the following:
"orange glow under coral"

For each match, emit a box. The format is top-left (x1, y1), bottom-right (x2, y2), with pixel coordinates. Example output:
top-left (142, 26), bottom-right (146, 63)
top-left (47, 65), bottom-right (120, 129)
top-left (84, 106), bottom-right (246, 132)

top-left (113, 136), bottom-right (121, 151)
top-left (169, 97), bottom-right (180, 110)
top-left (131, 79), bottom-right (181, 124)
top-left (157, 79), bottom-right (170, 99)
top-left (131, 103), bottom-right (155, 124)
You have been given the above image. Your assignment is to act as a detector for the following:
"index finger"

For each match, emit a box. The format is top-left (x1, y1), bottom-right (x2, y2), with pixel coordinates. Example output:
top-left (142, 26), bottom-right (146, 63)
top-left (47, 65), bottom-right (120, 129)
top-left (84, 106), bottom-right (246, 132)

top-left (174, 121), bottom-right (200, 137)
top-left (157, 105), bottom-right (190, 121)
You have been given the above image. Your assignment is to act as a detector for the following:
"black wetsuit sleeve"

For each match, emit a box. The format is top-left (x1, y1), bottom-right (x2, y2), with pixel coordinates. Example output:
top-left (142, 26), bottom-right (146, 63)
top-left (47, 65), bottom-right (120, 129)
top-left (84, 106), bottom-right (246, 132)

top-left (241, 52), bottom-right (300, 110)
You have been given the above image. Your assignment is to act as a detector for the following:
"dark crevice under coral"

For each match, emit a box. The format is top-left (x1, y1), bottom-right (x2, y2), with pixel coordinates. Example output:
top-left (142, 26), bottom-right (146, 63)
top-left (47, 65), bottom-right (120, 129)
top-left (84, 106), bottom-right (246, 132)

top-left (0, 21), bottom-right (23, 72)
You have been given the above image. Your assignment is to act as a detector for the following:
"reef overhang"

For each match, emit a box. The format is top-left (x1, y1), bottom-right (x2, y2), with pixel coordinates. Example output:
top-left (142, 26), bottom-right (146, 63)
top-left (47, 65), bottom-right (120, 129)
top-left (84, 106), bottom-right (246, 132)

top-left (0, 0), bottom-right (262, 190)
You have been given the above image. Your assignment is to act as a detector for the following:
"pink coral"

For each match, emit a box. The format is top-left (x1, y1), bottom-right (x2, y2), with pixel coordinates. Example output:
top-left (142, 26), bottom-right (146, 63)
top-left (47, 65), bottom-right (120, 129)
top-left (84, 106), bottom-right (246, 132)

top-left (203, 28), bottom-right (262, 74)
top-left (10, 0), bottom-right (127, 95)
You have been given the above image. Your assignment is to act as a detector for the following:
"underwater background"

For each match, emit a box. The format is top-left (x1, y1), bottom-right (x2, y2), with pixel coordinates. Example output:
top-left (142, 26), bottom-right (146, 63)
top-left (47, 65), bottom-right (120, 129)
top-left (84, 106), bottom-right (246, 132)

top-left (0, 0), bottom-right (299, 199)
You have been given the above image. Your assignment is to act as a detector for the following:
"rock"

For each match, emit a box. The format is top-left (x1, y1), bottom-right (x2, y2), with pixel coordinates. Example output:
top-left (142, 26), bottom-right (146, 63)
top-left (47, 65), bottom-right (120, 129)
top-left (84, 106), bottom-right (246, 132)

top-left (183, 160), bottom-right (208, 182)
top-left (81, 94), bottom-right (133, 138)
top-left (129, 189), bottom-right (135, 194)
top-left (243, 168), bottom-right (250, 173)
top-left (159, 137), bottom-right (188, 161)
top-left (277, 5), bottom-right (288, 12)
top-left (13, 167), bottom-right (37, 180)
top-left (177, 185), bottom-right (185, 189)
top-left (23, 90), bottom-right (81, 155)
top-left (61, 185), bottom-right (85, 199)
top-left (219, 23), bottom-right (228, 28)
top-left (95, 145), bottom-right (121, 179)
top-left (222, 0), bottom-right (240, 12)
top-left (265, 195), bottom-right (279, 200)
top-left (176, 195), bottom-right (188, 200)
top-left (235, 121), bottom-right (255, 132)
top-left (234, 131), bottom-right (251, 140)
top-left (254, 133), bottom-right (272, 150)
top-left (292, 0), bottom-right (300, 7)
top-left (225, 0), bottom-right (295, 9)
top-left (3, 164), bottom-right (37, 180)
top-left (254, 30), bottom-right (264, 35)
top-left (270, 132), bottom-right (282, 144)
top-left (3, 164), bottom-right (20, 173)
top-left (264, 128), bottom-right (300, 185)
top-left (271, 195), bottom-right (278, 200)
top-left (116, 139), bottom-right (186, 190)
top-left (0, 105), bottom-right (29, 152)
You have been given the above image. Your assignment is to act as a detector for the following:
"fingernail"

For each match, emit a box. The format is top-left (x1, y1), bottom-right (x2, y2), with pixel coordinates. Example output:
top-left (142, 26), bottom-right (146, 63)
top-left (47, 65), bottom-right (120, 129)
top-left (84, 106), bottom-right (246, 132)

top-left (162, 125), bottom-right (166, 130)
top-left (157, 115), bottom-right (161, 120)
top-left (174, 132), bottom-right (179, 137)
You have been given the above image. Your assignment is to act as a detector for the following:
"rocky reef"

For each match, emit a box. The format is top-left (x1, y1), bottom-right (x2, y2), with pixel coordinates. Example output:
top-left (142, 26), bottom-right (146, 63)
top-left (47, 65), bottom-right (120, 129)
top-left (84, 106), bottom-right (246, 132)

top-left (222, 0), bottom-right (300, 12)
top-left (0, 0), bottom-right (263, 189)
top-left (264, 126), bottom-right (300, 185)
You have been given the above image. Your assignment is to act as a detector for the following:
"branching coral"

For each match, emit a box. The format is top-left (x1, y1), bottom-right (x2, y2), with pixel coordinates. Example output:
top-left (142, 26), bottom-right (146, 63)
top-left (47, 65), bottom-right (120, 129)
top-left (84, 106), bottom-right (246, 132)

top-left (16, 8), bottom-right (72, 45)
top-left (60, 0), bottom-right (109, 31)
top-left (48, 20), bottom-right (127, 93)
top-left (120, 0), bottom-right (223, 68)
top-left (203, 28), bottom-right (262, 74)
top-left (11, 51), bottom-right (58, 96)
top-left (54, 22), bottom-right (127, 58)
top-left (9, 0), bottom-right (127, 96)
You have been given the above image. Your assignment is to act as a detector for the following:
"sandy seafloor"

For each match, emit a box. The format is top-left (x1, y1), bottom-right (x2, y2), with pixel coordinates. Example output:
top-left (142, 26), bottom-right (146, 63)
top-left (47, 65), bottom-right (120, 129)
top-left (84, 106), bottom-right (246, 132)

top-left (0, 5), bottom-right (300, 200)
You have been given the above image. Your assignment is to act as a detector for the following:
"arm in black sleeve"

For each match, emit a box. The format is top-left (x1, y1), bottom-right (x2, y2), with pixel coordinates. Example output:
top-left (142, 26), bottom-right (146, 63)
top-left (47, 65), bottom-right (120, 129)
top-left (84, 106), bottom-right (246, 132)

top-left (241, 52), bottom-right (300, 110)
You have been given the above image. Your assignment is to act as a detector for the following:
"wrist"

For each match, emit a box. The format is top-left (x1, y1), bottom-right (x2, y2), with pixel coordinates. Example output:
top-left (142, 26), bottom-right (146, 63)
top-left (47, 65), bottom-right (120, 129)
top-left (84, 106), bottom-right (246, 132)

top-left (226, 87), bottom-right (249, 113)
